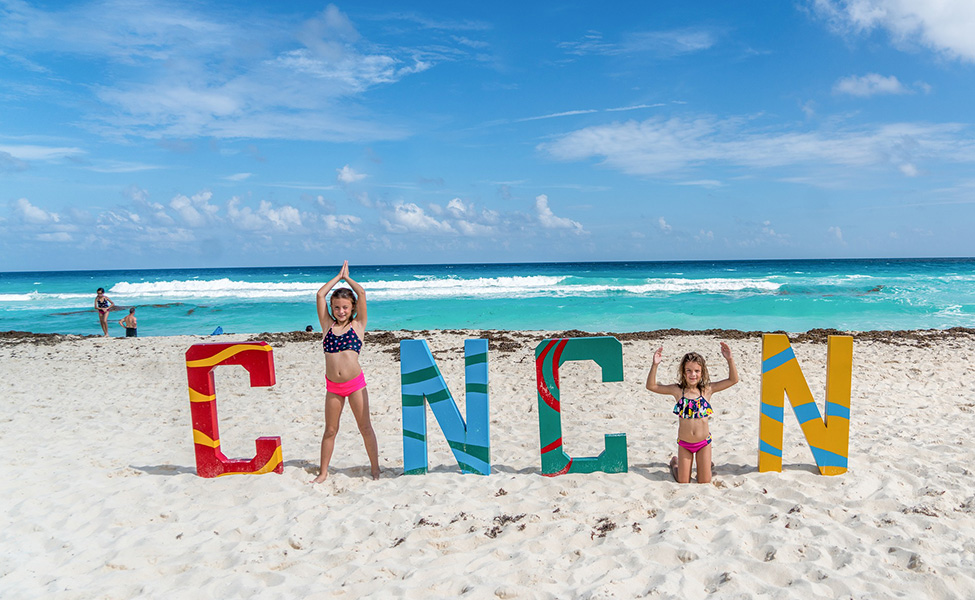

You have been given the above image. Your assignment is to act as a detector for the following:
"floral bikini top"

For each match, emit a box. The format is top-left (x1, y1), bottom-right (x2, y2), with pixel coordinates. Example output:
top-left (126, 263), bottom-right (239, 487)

top-left (673, 394), bottom-right (713, 419)
top-left (323, 324), bottom-right (362, 354)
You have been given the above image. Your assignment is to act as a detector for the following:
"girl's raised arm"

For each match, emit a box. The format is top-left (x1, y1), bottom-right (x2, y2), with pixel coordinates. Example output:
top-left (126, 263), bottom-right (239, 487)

top-left (709, 341), bottom-right (740, 393)
top-left (342, 262), bottom-right (367, 329)
top-left (316, 266), bottom-right (344, 330)
top-left (646, 346), bottom-right (682, 398)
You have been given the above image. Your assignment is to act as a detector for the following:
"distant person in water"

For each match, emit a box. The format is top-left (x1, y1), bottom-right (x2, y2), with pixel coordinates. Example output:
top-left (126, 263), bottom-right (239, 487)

top-left (118, 307), bottom-right (137, 337)
top-left (312, 261), bottom-right (380, 483)
top-left (94, 288), bottom-right (115, 337)
top-left (305, 325), bottom-right (314, 332)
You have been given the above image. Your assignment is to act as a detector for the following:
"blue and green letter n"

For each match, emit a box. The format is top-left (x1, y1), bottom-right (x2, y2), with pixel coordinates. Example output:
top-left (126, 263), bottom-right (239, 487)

top-left (400, 339), bottom-right (490, 475)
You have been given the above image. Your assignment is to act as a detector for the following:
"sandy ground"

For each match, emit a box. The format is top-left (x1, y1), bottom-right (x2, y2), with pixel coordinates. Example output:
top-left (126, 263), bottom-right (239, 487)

top-left (2, 328), bottom-right (974, 599)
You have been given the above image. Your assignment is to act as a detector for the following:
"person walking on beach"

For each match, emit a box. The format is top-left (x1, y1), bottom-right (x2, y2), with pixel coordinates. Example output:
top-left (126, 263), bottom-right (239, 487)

top-left (118, 307), bottom-right (137, 337)
top-left (646, 342), bottom-right (739, 484)
top-left (312, 261), bottom-right (380, 483)
top-left (94, 288), bottom-right (115, 337)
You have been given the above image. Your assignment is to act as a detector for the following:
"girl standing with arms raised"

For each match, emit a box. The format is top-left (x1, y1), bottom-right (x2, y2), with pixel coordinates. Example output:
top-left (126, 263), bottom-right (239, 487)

top-left (312, 261), bottom-right (380, 483)
top-left (646, 342), bottom-right (739, 484)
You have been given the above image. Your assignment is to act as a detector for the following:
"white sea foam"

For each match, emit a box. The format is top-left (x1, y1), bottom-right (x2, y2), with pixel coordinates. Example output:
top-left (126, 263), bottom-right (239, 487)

top-left (101, 275), bottom-right (781, 301)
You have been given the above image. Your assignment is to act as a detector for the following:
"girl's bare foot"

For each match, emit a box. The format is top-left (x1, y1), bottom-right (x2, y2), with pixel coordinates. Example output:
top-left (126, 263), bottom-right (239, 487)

top-left (669, 456), bottom-right (679, 482)
top-left (371, 468), bottom-right (380, 480)
top-left (311, 472), bottom-right (327, 484)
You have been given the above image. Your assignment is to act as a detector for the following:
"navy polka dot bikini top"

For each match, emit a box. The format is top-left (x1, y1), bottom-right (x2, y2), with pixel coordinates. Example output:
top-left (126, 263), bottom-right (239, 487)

top-left (323, 324), bottom-right (362, 354)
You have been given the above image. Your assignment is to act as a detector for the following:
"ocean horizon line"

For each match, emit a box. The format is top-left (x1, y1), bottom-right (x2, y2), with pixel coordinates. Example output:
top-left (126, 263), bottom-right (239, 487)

top-left (4, 254), bottom-right (975, 276)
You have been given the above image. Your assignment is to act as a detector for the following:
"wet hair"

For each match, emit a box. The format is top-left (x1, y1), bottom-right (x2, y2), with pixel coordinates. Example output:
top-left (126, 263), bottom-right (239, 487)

top-left (329, 287), bottom-right (357, 321)
top-left (677, 351), bottom-right (710, 393)
top-left (128, 307), bottom-right (135, 314)
top-left (96, 288), bottom-right (105, 294)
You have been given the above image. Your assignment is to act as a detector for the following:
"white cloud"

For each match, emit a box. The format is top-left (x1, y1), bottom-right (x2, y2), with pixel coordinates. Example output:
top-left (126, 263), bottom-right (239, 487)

top-left (337, 165), bottom-right (366, 183)
top-left (657, 217), bottom-right (672, 232)
top-left (559, 28), bottom-right (717, 58)
top-left (0, 144), bottom-right (84, 161)
top-left (834, 73), bottom-right (909, 96)
top-left (169, 191), bottom-right (218, 228)
top-left (382, 202), bottom-right (455, 234)
top-left (16, 198), bottom-right (60, 224)
top-left (814, 0), bottom-right (975, 62)
top-left (535, 195), bottom-right (585, 233)
top-left (828, 226), bottom-right (845, 242)
top-left (3, 3), bottom-right (429, 142)
top-left (539, 115), bottom-right (975, 178)
top-left (259, 200), bottom-right (302, 231)
top-left (225, 172), bottom-right (252, 181)
top-left (227, 197), bottom-right (302, 232)
top-left (322, 214), bottom-right (361, 233)
top-left (36, 232), bottom-right (72, 242)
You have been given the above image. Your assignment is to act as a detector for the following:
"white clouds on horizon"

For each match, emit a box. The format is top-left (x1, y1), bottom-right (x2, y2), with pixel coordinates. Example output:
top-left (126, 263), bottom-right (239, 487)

top-left (538, 114), bottom-right (975, 180)
top-left (813, 0), bottom-right (975, 62)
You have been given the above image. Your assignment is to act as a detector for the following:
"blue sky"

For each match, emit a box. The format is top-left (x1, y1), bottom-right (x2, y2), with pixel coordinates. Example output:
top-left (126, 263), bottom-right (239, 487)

top-left (2, 0), bottom-right (975, 271)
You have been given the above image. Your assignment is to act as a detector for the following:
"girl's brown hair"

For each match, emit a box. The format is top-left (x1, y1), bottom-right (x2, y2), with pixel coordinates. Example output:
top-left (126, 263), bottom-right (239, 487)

top-left (677, 351), bottom-right (710, 393)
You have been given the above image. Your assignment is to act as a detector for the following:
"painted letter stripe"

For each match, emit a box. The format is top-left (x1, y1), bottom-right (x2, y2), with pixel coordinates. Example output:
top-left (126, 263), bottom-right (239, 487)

top-left (760, 402), bottom-right (784, 423)
top-left (762, 347), bottom-right (796, 373)
top-left (759, 440), bottom-right (782, 457)
top-left (792, 401), bottom-right (824, 425)
top-left (188, 388), bottom-right (216, 403)
top-left (186, 343), bottom-right (271, 368)
top-left (193, 429), bottom-right (220, 448)
top-left (540, 437), bottom-right (563, 454)
top-left (826, 402), bottom-right (850, 420)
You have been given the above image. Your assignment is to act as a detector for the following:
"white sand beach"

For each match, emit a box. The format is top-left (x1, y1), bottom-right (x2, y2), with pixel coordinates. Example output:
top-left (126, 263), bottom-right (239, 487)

top-left (2, 329), bottom-right (974, 599)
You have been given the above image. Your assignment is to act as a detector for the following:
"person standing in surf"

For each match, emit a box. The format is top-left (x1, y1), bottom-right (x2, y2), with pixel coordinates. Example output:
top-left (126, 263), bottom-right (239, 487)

top-left (312, 261), bottom-right (380, 483)
top-left (94, 288), bottom-right (115, 337)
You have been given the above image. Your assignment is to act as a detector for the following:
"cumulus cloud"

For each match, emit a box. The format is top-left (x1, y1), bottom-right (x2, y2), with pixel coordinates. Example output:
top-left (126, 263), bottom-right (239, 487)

top-left (538, 115), bottom-right (975, 178)
top-left (337, 164), bottom-right (366, 183)
top-left (227, 197), bottom-right (303, 232)
top-left (169, 191), bottom-right (219, 228)
top-left (813, 0), bottom-right (975, 62)
top-left (535, 195), bottom-right (585, 233)
top-left (382, 202), bottom-right (455, 234)
top-left (834, 73), bottom-right (910, 96)
top-left (657, 217), bottom-right (672, 232)
top-left (828, 225), bottom-right (844, 242)
top-left (16, 198), bottom-right (60, 224)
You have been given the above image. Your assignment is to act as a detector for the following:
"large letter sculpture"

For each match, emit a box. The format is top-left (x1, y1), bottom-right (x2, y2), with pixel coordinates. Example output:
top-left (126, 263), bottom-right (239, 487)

top-left (759, 334), bottom-right (853, 476)
top-left (185, 342), bottom-right (283, 478)
top-left (400, 339), bottom-right (490, 475)
top-left (536, 336), bottom-right (627, 476)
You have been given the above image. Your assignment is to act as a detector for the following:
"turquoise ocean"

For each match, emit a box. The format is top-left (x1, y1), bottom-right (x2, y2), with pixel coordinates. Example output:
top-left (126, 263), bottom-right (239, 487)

top-left (1, 259), bottom-right (973, 337)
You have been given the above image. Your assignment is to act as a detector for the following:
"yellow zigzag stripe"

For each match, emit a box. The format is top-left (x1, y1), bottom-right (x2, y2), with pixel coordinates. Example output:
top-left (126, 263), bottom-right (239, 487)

top-left (185, 343), bottom-right (271, 368)
top-left (193, 429), bottom-right (220, 448)
top-left (188, 388), bottom-right (216, 403)
top-left (217, 446), bottom-right (283, 477)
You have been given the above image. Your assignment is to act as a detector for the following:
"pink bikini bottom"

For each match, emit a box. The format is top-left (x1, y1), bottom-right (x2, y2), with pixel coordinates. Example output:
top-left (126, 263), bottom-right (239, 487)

top-left (677, 434), bottom-right (712, 454)
top-left (326, 371), bottom-right (366, 397)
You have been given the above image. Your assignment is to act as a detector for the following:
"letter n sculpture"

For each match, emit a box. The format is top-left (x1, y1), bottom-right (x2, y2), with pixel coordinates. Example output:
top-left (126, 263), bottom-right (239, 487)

top-left (400, 339), bottom-right (490, 475)
top-left (185, 342), bottom-right (283, 477)
top-left (759, 334), bottom-right (853, 476)
top-left (536, 336), bottom-right (627, 476)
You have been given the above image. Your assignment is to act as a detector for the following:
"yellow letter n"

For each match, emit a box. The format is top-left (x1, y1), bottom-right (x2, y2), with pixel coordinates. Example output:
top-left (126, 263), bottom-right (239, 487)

top-left (759, 334), bottom-right (853, 476)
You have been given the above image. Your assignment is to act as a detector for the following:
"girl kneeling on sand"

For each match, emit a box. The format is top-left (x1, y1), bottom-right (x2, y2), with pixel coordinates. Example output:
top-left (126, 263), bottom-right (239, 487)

top-left (646, 342), bottom-right (739, 484)
top-left (312, 261), bottom-right (380, 483)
